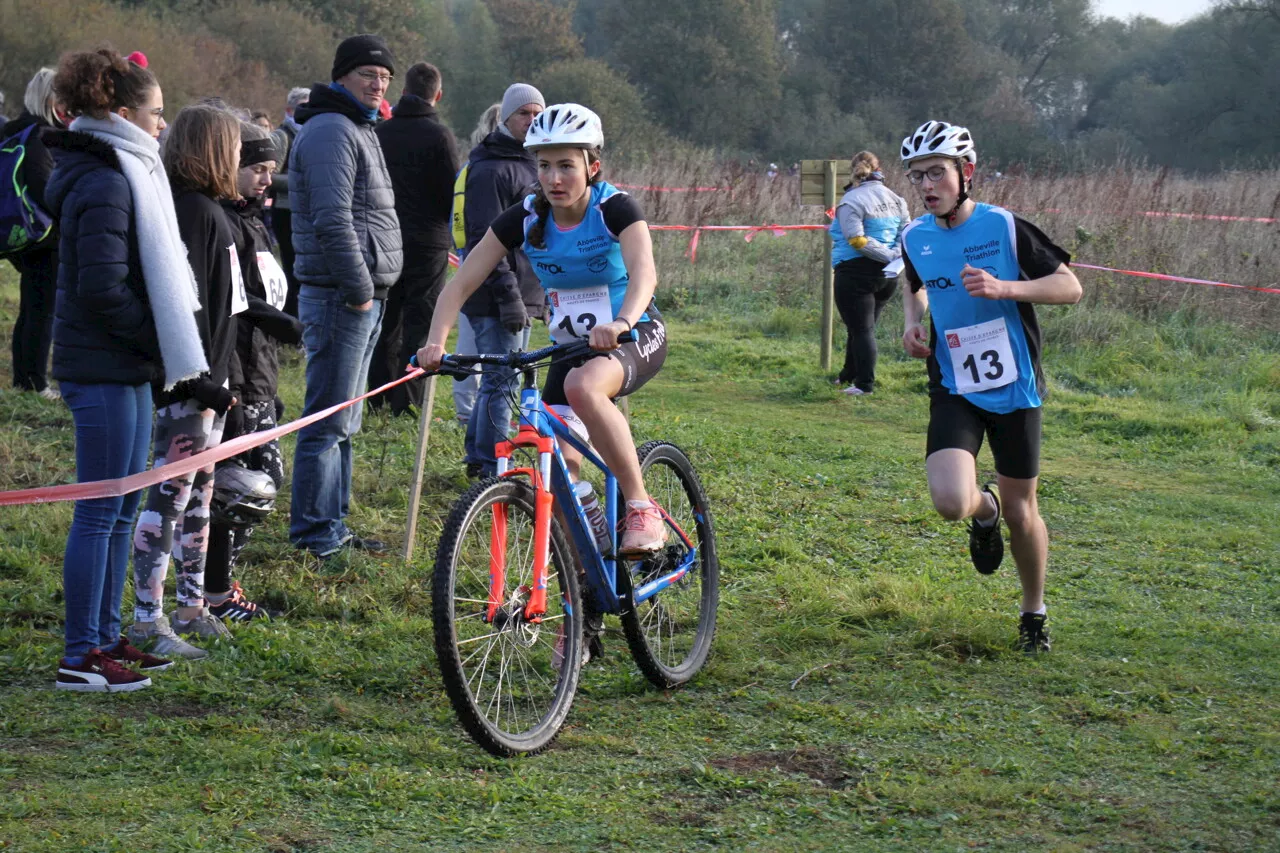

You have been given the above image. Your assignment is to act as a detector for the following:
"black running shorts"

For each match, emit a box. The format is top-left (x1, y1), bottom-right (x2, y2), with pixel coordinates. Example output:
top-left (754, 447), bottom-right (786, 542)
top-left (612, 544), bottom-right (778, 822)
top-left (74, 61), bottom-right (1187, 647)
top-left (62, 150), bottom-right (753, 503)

top-left (926, 392), bottom-right (1043, 480)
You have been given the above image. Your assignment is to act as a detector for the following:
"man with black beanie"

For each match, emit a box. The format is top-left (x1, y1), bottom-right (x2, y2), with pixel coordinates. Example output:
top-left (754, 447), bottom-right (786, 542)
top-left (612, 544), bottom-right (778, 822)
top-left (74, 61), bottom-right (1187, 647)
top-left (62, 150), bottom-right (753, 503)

top-left (370, 61), bottom-right (459, 416)
top-left (288, 33), bottom-right (404, 559)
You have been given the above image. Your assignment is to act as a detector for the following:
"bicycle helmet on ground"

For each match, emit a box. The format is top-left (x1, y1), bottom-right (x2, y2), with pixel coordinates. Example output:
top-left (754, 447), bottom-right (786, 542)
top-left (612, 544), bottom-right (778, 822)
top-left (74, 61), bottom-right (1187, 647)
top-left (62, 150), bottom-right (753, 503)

top-left (211, 465), bottom-right (277, 528)
top-left (524, 103), bottom-right (604, 151)
top-left (900, 120), bottom-right (976, 165)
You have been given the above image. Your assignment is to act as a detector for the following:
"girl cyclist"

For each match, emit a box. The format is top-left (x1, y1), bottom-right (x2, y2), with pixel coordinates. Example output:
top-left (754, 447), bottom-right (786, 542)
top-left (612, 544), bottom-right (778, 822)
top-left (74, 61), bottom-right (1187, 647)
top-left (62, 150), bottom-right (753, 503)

top-left (416, 103), bottom-right (668, 558)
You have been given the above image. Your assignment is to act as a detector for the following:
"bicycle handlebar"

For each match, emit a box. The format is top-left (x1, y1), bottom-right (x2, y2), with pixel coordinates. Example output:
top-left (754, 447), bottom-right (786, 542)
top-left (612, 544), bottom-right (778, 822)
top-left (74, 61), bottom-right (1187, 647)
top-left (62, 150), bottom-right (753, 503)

top-left (410, 330), bottom-right (637, 375)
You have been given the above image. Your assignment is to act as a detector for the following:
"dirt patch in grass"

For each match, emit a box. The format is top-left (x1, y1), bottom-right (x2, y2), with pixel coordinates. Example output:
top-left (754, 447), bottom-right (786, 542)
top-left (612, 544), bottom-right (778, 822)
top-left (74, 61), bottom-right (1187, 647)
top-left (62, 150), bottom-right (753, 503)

top-left (114, 700), bottom-right (214, 721)
top-left (711, 746), bottom-right (859, 788)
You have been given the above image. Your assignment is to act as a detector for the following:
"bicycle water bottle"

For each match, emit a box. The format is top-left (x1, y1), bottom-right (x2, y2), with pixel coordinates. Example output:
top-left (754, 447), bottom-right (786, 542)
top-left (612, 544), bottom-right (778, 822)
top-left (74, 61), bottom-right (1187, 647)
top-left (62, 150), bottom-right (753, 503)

top-left (574, 481), bottom-right (613, 556)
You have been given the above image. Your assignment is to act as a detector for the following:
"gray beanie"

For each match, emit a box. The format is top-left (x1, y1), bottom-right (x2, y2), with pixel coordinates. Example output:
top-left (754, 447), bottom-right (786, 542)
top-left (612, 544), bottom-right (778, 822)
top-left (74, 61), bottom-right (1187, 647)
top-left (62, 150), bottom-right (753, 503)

top-left (500, 83), bottom-right (545, 123)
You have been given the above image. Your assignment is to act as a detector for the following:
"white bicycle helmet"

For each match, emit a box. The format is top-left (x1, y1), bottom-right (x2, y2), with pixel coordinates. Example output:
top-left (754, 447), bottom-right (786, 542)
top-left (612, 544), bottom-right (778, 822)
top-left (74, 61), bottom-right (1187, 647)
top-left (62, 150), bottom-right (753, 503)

top-left (900, 120), bottom-right (976, 165)
top-left (524, 103), bottom-right (604, 151)
top-left (211, 465), bottom-right (277, 528)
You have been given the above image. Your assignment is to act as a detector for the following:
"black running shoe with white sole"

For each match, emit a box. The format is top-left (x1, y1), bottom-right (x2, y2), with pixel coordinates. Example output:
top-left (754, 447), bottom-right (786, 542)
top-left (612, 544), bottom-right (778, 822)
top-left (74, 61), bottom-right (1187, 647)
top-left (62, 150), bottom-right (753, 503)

top-left (1018, 612), bottom-right (1051, 654)
top-left (968, 484), bottom-right (1004, 575)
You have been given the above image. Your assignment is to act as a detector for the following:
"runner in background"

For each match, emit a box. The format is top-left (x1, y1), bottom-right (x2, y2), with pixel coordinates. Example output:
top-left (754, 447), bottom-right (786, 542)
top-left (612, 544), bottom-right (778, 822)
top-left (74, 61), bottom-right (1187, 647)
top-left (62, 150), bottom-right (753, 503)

top-left (898, 120), bottom-right (1081, 654)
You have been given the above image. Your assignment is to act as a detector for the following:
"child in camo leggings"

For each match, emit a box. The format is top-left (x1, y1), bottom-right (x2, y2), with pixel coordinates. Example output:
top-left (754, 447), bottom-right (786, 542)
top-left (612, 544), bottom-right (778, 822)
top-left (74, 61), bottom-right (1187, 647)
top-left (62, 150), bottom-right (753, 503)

top-left (127, 105), bottom-right (245, 660)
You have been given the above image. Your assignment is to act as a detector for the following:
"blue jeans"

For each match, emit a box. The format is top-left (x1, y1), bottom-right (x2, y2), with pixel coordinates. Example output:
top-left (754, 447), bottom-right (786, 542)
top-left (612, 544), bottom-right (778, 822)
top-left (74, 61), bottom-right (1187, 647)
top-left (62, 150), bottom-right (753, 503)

top-left (60, 381), bottom-right (153, 658)
top-left (462, 314), bottom-right (523, 476)
top-left (451, 313), bottom-right (479, 425)
top-left (290, 287), bottom-right (385, 555)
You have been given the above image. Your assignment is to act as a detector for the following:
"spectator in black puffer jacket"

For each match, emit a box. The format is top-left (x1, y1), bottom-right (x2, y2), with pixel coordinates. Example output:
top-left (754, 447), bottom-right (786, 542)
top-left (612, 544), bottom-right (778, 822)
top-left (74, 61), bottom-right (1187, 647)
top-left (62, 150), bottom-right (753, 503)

top-left (205, 120), bottom-right (303, 622)
top-left (46, 48), bottom-right (199, 693)
top-left (457, 83), bottom-right (546, 479)
top-left (369, 61), bottom-right (459, 416)
top-left (4, 67), bottom-right (66, 399)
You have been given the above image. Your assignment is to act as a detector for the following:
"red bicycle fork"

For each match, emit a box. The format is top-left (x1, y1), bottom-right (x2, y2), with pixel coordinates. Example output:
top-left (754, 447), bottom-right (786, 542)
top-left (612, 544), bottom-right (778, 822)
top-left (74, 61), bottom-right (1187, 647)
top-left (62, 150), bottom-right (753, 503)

top-left (485, 425), bottom-right (556, 624)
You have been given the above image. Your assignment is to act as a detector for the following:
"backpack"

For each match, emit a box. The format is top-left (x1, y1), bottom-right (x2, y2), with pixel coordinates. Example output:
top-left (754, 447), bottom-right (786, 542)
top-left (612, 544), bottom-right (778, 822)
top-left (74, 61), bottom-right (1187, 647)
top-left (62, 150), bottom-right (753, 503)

top-left (0, 124), bottom-right (55, 257)
top-left (450, 161), bottom-right (470, 252)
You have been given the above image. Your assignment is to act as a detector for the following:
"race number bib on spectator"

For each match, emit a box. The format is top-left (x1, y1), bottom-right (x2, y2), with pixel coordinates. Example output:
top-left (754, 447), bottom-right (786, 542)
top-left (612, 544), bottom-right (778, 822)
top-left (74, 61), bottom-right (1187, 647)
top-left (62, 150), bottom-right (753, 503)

top-left (256, 251), bottom-right (289, 310)
top-left (228, 244), bottom-right (248, 315)
top-left (548, 286), bottom-right (613, 343)
top-left (944, 317), bottom-right (1018, 395)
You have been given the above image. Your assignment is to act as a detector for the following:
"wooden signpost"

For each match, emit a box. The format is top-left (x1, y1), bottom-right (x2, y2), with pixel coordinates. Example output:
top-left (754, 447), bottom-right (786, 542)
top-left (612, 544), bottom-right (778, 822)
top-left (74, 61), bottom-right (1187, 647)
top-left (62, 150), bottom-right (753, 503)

top-left (800, 159), bottom-right (850, 371)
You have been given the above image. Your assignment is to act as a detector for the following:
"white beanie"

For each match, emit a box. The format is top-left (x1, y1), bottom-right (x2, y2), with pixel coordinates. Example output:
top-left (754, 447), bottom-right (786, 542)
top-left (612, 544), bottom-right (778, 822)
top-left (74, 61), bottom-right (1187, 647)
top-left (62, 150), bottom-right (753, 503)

top-left (500, 83), bottom-right (545, 123)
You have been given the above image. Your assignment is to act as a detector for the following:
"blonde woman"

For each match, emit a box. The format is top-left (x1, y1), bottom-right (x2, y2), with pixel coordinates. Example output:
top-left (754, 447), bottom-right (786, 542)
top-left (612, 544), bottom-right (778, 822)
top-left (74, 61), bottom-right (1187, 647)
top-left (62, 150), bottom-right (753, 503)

top-left (828, 150), bottom-right (910, 395)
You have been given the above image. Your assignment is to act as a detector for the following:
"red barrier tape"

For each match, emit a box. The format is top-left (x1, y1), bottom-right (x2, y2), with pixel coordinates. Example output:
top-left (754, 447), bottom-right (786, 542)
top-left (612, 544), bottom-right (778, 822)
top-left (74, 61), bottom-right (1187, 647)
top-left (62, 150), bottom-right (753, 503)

top-left (647, 221), bottom-right (1279, 294)
top-left (0, 369), bottom-right (425, 507)
top-left (1026, 207), bottom-right (1276, 225)
top-left (615, 183), bottom-right (724, 193)
top-left (1072, 263), bottom-right (1280, 295)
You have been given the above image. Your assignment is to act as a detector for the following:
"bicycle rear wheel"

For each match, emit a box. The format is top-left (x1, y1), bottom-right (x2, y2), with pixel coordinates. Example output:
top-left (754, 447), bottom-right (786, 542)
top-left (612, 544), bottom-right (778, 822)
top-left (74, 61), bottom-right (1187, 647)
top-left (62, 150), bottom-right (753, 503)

top-left (620, 441), bottom-right (719, 688)
top-left (433, 478), bottom-right (582, 756)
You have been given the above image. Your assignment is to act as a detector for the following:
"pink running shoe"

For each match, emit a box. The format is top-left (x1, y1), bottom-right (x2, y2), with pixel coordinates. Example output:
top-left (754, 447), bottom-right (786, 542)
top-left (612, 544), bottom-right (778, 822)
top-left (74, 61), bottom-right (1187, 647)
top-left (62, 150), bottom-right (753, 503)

top-left (618, 500), bottom-right (667, 558)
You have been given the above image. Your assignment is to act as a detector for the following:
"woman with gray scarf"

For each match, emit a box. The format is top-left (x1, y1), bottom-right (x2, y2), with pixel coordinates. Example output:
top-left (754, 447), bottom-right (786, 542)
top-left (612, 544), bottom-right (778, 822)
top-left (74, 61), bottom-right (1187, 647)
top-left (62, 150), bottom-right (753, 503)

top-left (45, 48), bottom-right (204, 692)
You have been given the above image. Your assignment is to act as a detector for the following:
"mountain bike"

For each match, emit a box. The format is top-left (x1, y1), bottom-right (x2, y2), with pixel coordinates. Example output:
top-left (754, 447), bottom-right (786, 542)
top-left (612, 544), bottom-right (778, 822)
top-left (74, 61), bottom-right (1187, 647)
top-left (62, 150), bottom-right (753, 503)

top-left (418, 338), bottom-right (719, 756)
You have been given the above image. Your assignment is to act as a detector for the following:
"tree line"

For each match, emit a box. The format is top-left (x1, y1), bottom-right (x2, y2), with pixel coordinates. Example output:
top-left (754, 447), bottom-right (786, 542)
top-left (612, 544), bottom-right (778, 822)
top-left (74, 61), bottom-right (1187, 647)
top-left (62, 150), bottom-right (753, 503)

top-left (1, 0), bottom-right (1275, 171)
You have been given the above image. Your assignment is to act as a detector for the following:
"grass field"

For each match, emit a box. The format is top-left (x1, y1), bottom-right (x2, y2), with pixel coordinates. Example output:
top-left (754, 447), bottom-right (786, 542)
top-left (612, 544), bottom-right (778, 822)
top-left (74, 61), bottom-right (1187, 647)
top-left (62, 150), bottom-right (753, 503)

top-left (0, 233), bottom-right (1278, 852)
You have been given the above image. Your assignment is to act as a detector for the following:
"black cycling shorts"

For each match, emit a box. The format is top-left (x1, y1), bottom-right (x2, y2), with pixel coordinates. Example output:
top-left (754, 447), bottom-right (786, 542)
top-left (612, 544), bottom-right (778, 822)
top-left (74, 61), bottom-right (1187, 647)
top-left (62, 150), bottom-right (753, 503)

top-left (926, 392), bottom-right (1043, 480)
top-left (542, 318), bottom-right (667, 407)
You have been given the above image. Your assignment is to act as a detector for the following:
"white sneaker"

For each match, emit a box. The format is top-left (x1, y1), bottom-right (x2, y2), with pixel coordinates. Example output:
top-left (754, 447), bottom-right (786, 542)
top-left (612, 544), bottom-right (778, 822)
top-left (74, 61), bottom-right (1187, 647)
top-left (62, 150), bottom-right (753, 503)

top-left (39, 386), bottom-right (61, 401)
top-left (841, 385), bottom-right (866, 396)
top-left (127, 615), bottom-right (208, 660)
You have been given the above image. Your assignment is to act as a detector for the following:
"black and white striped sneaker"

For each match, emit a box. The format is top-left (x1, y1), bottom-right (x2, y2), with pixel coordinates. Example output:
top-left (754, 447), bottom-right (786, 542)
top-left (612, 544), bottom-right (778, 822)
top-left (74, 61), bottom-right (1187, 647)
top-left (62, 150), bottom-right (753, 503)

top-left (56, 649), bottom-right (152, 693)
top-left (206, 582), bottom-right (274, 622)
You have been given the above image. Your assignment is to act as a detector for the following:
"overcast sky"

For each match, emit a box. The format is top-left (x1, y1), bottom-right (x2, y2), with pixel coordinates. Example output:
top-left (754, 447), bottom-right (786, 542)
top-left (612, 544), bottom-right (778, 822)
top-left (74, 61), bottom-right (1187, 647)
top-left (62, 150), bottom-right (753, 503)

top-left (1094, 0), bottom-right (1215, 23)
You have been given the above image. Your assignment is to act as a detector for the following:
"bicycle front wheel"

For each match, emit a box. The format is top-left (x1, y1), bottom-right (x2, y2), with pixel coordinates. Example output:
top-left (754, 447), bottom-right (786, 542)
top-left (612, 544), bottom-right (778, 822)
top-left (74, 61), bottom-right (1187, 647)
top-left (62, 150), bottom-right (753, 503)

top-left (432, 478), bottom-right (582, 756)
top-left (620, 441), bottom-right (720, 688)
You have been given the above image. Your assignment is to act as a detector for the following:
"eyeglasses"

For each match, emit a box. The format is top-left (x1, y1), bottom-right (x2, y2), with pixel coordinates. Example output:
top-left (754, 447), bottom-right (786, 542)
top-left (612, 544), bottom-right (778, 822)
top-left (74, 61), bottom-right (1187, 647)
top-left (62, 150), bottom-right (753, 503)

top-left (354, 70), bottom-right (393, 85)
top-left (906, 165), bottom-right (951, 185)
top-left (146, 107), bottom-right (165, 118)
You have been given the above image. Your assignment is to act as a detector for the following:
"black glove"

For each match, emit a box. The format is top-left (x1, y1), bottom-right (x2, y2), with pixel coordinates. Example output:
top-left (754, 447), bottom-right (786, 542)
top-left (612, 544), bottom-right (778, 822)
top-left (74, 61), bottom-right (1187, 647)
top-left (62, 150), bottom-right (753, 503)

top-left (498, 298), bottom-right (528, 337)
top-left (186, 377), bottom-right (236, 417)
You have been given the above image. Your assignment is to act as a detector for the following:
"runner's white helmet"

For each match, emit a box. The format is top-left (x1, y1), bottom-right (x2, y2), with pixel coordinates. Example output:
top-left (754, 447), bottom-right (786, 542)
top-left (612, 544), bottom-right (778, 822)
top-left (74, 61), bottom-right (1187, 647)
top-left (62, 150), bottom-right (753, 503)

top-left (900, 120), bottom-right (976, 165)
top-left (524, 103), bottom-right (604, 151)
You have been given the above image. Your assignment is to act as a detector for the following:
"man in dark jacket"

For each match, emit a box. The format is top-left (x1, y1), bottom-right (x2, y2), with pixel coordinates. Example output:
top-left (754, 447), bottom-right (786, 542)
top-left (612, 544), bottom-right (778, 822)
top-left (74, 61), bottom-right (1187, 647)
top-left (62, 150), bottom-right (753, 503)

top-left (370, 61), bottom-right (459, 416)
top-left (288, 33), bottom-right (404, 559)
top-left (459, 82), bottom-right (545, 478)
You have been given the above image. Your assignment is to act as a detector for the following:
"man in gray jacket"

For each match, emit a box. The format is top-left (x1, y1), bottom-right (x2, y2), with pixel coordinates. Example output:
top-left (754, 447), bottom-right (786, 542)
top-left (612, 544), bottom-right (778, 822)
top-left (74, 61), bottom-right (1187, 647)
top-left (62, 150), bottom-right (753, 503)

top-left (289, 33), bottom-right (403, 558)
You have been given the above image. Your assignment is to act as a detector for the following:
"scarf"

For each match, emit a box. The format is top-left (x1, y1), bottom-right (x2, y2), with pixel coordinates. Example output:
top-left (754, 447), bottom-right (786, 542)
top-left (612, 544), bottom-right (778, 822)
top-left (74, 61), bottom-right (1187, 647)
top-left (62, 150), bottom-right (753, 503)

top-left (71, 113), bottom-right (208, 390)
top-left (329, 82), bottom-right (378, 122)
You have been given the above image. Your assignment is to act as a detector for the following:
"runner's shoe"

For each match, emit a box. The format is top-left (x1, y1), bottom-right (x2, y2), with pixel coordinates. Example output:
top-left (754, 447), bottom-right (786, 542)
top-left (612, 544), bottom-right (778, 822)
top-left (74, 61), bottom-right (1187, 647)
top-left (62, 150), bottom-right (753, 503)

top-left (102, 636), bottom-right (173, 671)
top-left (968, 484), bottom-right (1004, 575)
top-left (171, 606), bottom-right (233, 641)
top-left (127, 616), bottom-right (208, 660)
top-left (207, 582), bottom-right (274, 622)
top-left (618, 501), bottom-right (666, 558)
top-left (56, 649), bottom-right (151, 693)
top-left (1018, 612), bottom-right (1051, 654)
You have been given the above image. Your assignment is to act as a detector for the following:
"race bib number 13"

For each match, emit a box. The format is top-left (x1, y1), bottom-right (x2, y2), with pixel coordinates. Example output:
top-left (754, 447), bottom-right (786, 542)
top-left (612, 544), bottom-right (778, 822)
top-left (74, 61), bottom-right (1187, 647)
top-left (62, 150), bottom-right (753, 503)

top-left (944, 317), bottom-right (1018, 395)
top-left (548, 286), bottom-right (613, 343)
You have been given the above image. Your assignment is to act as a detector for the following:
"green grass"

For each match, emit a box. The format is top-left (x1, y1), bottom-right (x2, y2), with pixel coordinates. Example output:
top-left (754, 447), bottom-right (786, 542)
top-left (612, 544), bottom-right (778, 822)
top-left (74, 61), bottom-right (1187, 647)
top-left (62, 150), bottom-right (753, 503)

top-left (0, 251), bottom-right (1278, 852)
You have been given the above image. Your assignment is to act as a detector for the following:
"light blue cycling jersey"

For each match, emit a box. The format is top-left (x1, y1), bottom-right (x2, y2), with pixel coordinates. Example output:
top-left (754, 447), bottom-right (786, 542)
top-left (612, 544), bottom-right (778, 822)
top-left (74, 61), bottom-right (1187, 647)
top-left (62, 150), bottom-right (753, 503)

top-left (900, 203), bottom-right (1044, 414)
top-left (520, 181), bottom-right (652, 342)
top-left (829, 177), bottom-right (910, 266)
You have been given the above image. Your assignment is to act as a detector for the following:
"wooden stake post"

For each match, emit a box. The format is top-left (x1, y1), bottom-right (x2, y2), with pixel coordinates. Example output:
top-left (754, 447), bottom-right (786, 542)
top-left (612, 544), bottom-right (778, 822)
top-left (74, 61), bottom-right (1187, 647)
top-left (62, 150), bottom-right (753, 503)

top-left (402, 374), bottom-right (438, 564)
top-left (800, 159), bottom-right (850, 371)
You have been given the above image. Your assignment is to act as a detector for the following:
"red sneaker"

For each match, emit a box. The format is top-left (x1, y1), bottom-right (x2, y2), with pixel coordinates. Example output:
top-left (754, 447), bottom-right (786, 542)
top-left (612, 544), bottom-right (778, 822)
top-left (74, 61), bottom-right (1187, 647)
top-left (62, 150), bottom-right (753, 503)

top-left (56, 649), bottom-right (152, 693)
top-left (102, 636), bottom-right (173, 672)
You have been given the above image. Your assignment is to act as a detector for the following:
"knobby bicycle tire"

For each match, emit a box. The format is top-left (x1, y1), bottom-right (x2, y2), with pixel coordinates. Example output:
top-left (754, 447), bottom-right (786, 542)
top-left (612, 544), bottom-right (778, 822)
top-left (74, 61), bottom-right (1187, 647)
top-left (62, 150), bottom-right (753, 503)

top-left (432, 477), bottom-right (583, 756)
top-left (620, 441), bottom-right (720, 688)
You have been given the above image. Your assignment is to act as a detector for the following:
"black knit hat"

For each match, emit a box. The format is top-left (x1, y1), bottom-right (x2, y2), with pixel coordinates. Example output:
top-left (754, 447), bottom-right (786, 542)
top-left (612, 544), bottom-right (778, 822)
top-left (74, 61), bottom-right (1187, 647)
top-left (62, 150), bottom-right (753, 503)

top-left (331, 34), bottom-right (395, 81)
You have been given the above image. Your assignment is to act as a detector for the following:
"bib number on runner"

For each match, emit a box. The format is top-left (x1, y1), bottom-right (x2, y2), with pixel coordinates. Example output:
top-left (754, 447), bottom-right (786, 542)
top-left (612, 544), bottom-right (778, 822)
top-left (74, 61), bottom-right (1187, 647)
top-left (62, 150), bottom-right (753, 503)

top-left (255, 251), bottom-right (289, 310)
top-left (228, 244), bottom-right (248, 316)
top-left (548, 286), bottom-right (613, 343)
top-left (944, 317), bottom-right (1018, 394)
